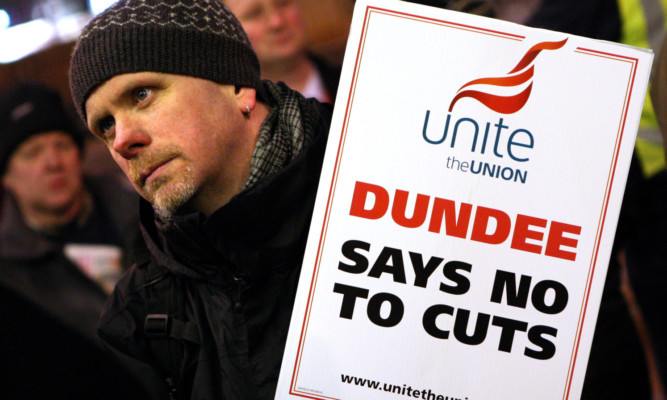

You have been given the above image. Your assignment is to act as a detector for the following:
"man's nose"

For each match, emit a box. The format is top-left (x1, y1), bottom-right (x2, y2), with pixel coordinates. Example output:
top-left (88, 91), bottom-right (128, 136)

top-left (112, 118), bottom-right (151, 159)
top-left (267, 8), bottom-right (287, 29)
top-left (43, 145), bottom-right (66, 169)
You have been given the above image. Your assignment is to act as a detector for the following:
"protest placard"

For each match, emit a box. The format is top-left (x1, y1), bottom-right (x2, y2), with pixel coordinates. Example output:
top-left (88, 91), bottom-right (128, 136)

top-left (276, 1), bottom-right (653, 399)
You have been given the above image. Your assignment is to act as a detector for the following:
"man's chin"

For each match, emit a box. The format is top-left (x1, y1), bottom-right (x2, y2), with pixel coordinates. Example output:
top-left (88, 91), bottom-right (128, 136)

top-left (149, 180), bottom-right (196, 220)
top-left (152, 203), bottom-right (178, 221)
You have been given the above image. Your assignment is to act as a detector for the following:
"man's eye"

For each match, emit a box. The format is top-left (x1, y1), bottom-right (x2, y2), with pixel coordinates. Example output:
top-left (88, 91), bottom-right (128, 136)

top-left (243, 5), bottom-right (264, 20)
top-left (18, 147), bottom-right (41, 160)
top-left (98, 116), bottom-right (115, 133)
top-left (134, 87), bottom-right (152, 103)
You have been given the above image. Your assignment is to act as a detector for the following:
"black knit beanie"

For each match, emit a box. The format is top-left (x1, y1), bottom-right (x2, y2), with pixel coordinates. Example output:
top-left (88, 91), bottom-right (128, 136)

top-left (69, 0), bottom-right (260, 122)
top-left (0, 82), bottom-right (84, 175)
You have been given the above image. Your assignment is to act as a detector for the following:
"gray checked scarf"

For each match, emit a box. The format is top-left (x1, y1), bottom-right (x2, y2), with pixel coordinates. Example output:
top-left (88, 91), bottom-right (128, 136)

top-left (244, 81), bottom-right (317, 189)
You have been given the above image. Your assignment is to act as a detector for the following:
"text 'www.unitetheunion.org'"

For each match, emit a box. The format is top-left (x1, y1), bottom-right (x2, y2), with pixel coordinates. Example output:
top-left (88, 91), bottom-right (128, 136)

top-left (340, 374), bottom-right (468, 400)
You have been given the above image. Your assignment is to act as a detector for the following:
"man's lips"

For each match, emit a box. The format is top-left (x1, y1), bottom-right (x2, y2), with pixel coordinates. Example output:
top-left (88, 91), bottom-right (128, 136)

top-left (47, 176), bottom-right (69, 190)
top-left (139, 157), bottom-right (175, 186)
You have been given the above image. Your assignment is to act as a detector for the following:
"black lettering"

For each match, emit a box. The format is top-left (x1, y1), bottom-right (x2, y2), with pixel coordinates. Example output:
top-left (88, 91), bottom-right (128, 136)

top-left (409, 252), bottom-right (444, 288)
top-left (333, 283), bottom-right (369, 319)
top-left (368, 247), bottom-right (407, 284)
top-left (490, 270), bottom-right (531, 309)
top-left (439, 261), bottom-right (472, 295)
top-left (453, 309), bottom-right (490, 345)
top-left (525, 325), bottom-right (558, 360)
top-left (338, 240), bottom-right (371, 274)
top-left (367, 292), bottom-right (404, 327)
top-left (531, 280), bottom-right (568, 314)
top-left (422, 304), bottom-right (454, 339)
top-left (492, 315), bottom-right (528, 353)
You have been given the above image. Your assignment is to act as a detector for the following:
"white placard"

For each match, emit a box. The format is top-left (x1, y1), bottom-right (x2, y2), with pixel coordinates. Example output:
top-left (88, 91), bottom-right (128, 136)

top-left (277, 1), bottom-right (653, 399)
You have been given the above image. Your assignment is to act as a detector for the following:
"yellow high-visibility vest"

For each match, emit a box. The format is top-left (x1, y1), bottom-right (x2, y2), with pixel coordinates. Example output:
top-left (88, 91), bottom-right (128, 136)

top-left (619, 0), bottom-right (667, 176)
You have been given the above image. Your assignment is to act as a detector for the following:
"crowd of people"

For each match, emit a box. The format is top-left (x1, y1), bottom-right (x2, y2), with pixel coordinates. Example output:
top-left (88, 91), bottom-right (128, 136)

top-left (0, 0), bottom-right (664, 399)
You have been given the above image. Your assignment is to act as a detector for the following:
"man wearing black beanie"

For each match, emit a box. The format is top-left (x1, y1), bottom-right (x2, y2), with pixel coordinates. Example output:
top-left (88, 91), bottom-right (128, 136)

top-left (0, 82), bottom-right (159, 398)
top-left (69, 0), bottom-right (333, 398)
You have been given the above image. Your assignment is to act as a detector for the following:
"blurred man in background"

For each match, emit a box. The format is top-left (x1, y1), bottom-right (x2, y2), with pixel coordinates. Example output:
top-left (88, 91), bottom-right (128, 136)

top-left (0, 82), bottom-right (163, 399)
top-left (224, 0), bottom-right (341, 103)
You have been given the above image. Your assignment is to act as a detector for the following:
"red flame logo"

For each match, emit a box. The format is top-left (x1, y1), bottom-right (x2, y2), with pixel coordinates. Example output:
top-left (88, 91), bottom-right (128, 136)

top-left (449, 38), bottom-right (568, 114)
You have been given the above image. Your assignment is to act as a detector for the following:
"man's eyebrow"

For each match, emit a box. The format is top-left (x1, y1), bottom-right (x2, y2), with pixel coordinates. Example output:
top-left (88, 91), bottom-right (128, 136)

top-left (87, 105), bottom-right (110, 131)
top-left (87, 81), bottom-right (139, 128)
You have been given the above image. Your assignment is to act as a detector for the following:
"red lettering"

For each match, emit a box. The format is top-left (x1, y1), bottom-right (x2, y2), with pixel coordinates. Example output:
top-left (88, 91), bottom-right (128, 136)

top-left (350, 181), bottom-right (390, 220)
top-left (511, 215), bottom-right (547, 254)
top-left (348, 181), bottom-right (581, 261)
top-left (470, 206), bottom-right (511, 245)
top-left (545, 222), bottom-right (581, 261)
top-left (391, 190), bottom-right (430, 228)
top-left (428, 198), bottom-right (472, 238)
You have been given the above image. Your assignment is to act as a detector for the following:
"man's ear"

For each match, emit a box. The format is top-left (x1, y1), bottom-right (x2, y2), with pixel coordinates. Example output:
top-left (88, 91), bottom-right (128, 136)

top-left (235, 87), bottom-right (257, 114)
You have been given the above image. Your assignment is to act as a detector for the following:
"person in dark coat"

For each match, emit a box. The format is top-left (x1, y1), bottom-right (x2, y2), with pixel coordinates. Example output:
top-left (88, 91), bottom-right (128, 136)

top-left (224, 0), bottom-right (341, 104)
top-left (624, 33), bottom-right (667, 394)
top-left (0, 82), bottom-right (163, 399)
top-left (501, 1), bottom-right (656, 398)
top-left (68, 0), bottom-right (332, 398)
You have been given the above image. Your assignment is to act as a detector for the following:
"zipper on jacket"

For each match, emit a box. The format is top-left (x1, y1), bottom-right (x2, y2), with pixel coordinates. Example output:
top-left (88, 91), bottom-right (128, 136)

top-left (232, 273), bottom-right (249, 311)
top-left (166, 377), bottom-right (179, 400)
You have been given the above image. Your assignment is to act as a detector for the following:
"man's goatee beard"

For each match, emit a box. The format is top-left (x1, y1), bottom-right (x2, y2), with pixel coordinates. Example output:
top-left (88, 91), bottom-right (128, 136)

top-left (147, 166), bottom-right (196, 220)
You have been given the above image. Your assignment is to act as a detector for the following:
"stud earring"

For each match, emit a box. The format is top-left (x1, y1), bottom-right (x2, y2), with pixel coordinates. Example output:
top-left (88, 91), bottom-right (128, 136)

top-left (244, 105), bottom-right (251, 116)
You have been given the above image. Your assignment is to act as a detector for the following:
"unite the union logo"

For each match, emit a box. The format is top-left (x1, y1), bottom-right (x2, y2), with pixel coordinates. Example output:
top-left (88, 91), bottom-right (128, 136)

top-left (448, 38), bottom-right (568, 114)
top-left (422, 38), bottom-right (569, 184)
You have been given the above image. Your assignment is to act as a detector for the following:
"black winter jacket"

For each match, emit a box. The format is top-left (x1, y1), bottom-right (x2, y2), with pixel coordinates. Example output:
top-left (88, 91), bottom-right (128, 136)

top-left (98, 93), bottom-right (332, 399)
top-left (0, 175), bottom-right (157, 399)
